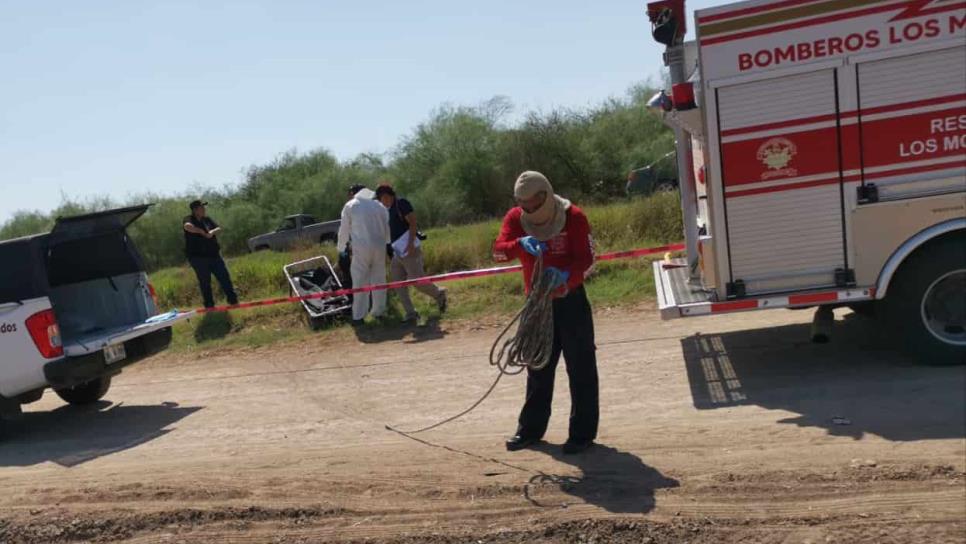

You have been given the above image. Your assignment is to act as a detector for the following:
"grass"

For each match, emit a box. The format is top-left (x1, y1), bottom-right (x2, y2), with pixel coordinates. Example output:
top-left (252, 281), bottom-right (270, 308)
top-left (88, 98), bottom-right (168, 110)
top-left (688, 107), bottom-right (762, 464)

top-left (153, 193), bottom-right (681, 354)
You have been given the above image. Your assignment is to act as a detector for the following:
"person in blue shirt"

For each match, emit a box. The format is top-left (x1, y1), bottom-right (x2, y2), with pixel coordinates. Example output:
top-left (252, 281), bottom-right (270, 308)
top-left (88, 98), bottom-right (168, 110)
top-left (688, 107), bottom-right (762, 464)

top-left (374, 184), bottom-right (447, 323)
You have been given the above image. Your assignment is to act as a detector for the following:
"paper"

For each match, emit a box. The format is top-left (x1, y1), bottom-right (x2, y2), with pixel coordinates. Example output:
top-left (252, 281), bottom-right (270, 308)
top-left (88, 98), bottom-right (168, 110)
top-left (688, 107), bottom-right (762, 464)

top-left (391, 231), bottom-right (421, 258)
top-left (145, 310), bottom-right (180, 324)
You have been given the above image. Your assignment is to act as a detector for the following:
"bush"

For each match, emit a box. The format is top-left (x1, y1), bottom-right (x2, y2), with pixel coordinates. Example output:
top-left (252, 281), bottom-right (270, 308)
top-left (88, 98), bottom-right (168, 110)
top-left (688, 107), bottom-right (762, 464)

top-left (2, 82), bottom-right (677, 271)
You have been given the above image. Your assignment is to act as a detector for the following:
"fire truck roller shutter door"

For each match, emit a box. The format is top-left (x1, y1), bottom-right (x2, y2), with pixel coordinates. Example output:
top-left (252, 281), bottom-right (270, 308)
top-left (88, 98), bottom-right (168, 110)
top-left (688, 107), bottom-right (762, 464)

top-left (855, 44), bottom-right (966, 201)
top-left (717, 68), bottom-right (849, 296)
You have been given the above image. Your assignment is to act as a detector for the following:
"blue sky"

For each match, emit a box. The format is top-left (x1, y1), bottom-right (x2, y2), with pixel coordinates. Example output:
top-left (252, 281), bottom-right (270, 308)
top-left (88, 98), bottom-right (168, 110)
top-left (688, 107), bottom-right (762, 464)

top-left (0, 0), bottom-right (719, 222)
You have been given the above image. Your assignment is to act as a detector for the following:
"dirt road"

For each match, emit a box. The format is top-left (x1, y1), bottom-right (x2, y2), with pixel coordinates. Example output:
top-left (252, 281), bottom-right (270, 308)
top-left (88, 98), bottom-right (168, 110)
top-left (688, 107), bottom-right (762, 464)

top-left (1, 307), bottom-right (963, 543)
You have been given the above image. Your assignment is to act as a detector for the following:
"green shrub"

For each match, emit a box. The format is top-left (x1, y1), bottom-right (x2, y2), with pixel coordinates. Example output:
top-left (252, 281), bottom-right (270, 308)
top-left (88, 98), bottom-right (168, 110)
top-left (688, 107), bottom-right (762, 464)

top-left (2, 82), bottom-right (677, 273)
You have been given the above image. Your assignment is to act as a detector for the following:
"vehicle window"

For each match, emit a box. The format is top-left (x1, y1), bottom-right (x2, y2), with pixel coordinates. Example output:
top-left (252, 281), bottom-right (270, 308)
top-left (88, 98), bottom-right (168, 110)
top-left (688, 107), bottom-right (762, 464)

top-left (0, 236), bottom-right (49, 303)
top-left (303, 216), bottom-right (317, 225)
top-left (277, 218), bottom-right (297, 231)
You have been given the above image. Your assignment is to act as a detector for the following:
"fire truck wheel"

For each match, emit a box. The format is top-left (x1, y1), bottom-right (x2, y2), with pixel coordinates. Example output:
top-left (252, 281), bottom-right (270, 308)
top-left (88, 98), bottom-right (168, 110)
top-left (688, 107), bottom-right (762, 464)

top-left (55, 376), bottom-right (112, 405)
top-left (881, 233), bottom-right (966, 366)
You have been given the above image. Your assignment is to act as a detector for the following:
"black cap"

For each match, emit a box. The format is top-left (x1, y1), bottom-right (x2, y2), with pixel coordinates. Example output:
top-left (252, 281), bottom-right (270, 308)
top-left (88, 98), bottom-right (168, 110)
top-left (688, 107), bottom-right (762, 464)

top-left (348, 184), bottom-right (366, 196)
top-left (189, 200), bottom-right (208, 210)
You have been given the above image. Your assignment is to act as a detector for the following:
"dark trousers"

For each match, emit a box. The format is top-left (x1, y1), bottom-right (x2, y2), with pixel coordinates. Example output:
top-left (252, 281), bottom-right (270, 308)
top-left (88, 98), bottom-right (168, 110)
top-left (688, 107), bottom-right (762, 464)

top-left (188, 256), bottom-right (239, 308)
top-left (338, 251), bottom-right (354, 303)
top-left (517, 285), bottom-right (599, 442)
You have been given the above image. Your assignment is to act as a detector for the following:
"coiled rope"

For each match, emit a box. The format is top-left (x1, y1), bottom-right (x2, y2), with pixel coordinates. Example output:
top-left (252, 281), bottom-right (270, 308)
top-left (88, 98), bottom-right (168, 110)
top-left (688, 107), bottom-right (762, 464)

top-left (386, 254), bottom-right (559, 434)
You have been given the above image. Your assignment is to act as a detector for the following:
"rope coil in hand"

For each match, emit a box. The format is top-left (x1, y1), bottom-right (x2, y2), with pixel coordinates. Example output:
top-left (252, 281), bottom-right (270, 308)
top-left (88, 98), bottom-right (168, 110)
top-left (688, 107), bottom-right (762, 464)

top-left (489, 254), bottom-right (559, 375)
top-left (386, 254), bottom-right (558, 434)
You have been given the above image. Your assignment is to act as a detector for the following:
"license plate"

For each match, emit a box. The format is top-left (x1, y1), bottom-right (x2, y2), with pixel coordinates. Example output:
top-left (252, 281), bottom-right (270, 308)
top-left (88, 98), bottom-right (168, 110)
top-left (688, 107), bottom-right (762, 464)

top-left (103, 343), bottom-right (127, 364)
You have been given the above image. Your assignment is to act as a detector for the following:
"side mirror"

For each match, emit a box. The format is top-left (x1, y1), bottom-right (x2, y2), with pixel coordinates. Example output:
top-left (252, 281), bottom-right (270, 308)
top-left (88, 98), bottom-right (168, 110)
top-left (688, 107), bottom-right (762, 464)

top-left (647, 91), bottom-right (673, 112)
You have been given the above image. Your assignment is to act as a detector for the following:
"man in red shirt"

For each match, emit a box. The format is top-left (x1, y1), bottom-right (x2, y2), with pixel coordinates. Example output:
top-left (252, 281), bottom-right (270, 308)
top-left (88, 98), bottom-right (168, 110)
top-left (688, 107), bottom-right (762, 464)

top-left (493, 171), bottom-right (599, 454)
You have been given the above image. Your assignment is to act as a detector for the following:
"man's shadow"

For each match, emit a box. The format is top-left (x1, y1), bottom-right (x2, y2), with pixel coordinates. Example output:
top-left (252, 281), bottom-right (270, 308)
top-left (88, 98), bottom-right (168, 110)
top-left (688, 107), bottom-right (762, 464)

top-left (352, 316), bottom-right (447, 344)
top-left (528, 442), bottom-right (679, 514)
top-left (193, 312), bottom-right (233, 343)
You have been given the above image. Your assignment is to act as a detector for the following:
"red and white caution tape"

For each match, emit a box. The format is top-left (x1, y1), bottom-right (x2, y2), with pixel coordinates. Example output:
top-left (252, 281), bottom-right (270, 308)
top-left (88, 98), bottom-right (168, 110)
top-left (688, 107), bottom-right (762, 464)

top-left (187, 243), bottom-right (685, 315)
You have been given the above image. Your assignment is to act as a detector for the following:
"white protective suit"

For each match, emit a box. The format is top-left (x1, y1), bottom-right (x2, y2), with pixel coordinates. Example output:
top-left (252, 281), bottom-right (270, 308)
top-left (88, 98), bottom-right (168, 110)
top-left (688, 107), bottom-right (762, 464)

top-left (337, 188), bottom-right (391, 320)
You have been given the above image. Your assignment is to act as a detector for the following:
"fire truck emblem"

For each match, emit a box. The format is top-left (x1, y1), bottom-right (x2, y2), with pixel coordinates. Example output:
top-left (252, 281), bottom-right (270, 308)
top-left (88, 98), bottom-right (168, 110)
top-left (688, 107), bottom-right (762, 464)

top-left (756, 137), bottom-right (798, 180)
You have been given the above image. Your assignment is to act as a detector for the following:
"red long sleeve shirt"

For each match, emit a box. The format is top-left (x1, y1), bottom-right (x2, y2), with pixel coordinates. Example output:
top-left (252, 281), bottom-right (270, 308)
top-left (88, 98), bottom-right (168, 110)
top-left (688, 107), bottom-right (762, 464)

top-left (492, 205), bottom-right (595, 294)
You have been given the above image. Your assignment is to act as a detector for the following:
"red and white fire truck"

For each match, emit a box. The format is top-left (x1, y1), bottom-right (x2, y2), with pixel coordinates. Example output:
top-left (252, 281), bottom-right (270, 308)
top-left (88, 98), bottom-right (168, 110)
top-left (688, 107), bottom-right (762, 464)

top-left (647, 0), bottom-right (965, 364)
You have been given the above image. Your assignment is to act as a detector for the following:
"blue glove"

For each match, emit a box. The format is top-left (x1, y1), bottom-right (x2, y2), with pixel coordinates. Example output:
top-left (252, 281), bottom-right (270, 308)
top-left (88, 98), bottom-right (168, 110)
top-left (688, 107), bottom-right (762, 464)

top-left (544, 267), bottom-right (570, 290)
top-left (519, 236), bottom-right (547, 257)
top-left (338, 250), bottom-right (349, 261)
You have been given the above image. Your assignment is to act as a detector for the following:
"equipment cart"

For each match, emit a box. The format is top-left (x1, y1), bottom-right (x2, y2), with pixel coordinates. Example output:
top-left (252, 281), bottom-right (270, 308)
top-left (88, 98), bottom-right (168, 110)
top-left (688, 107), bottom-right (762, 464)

top-left (283, 255), bottom-right (351, 330)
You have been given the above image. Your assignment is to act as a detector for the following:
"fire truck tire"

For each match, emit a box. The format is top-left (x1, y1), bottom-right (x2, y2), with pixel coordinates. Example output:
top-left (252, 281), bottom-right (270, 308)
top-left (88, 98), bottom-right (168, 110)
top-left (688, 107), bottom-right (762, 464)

top-left (55, 376), bottom-right (112, 405)
top-left (880, 233), bottom-right (965, 366)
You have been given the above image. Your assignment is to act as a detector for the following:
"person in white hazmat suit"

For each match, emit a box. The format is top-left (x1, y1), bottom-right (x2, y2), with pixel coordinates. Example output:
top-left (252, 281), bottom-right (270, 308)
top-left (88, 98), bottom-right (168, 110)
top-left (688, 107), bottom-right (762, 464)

top-left (337, 185), bottom-right (391, 323)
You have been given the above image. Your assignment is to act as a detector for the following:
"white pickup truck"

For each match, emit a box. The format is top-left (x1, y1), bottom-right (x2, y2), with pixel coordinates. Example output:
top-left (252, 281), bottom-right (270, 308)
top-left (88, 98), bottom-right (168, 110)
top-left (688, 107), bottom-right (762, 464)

top-left (0, 205), bottom-right (186, 434)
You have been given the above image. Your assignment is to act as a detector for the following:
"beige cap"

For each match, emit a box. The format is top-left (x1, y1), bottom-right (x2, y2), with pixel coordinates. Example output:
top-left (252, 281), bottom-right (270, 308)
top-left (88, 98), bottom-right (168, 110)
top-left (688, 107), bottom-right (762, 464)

top-left (514, 171), bottom-right (553, 200)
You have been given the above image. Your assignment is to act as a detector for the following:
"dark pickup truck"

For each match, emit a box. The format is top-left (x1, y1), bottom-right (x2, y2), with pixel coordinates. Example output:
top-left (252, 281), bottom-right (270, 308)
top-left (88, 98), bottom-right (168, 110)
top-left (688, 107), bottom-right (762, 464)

top-left (247, 214), bottom-right (341, 252)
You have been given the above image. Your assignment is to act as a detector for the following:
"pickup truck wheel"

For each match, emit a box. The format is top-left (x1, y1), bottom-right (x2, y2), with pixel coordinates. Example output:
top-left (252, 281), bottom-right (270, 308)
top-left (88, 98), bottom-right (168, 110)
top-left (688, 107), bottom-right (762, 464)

top-left (55, 376), bottom-right (112, 405)
top-left (880, 233), bottom-right (965, 366)
top-left (254, 245), bottom-right (270, 252)
top-left (319, 234), bottom-right (337, 245)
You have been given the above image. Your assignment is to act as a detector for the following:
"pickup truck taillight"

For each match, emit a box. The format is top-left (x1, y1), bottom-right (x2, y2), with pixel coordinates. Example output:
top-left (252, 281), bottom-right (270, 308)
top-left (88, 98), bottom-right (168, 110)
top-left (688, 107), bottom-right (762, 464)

top-left (148, 282), bottom-right (159, 311)
top-left (25, 309), bottom-right (63, 359)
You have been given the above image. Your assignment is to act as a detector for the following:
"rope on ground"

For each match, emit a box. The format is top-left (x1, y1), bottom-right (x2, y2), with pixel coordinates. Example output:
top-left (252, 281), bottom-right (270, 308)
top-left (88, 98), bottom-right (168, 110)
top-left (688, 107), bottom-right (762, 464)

top-left (385, 254), bottom-right (558, 435)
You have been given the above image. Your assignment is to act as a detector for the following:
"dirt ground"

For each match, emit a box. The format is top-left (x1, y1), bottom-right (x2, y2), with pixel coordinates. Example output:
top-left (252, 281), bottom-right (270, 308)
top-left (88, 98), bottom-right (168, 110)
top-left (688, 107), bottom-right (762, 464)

top-left (1, 306), bottom-right (963, 543)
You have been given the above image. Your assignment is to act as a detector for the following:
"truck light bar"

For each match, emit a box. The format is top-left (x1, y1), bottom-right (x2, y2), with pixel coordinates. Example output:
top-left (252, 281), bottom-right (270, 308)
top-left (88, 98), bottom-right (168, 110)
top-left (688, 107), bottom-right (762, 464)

top-left (647, 0), bottom-right (687, 47)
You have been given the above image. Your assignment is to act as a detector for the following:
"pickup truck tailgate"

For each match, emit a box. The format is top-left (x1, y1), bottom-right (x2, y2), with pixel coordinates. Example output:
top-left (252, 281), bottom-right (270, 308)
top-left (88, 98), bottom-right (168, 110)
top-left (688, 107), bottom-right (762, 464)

top-left (654, 258), bottom-right (716, 319)
top-left (62, 311), bottom-right (192, 356)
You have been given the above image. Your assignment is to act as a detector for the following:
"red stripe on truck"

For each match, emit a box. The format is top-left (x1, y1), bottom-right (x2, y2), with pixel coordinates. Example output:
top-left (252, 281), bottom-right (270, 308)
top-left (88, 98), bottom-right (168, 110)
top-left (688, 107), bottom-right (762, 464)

top-left (698, 0), bottom-right (825, 24)
top-left (701, 1), bottom-right (963, 46)
top-left (711, 300), bottom-right (760, 313)
top-left (860, 93), bottom-right (966, 117)
top-left (859, 106), bottom-right (966, 169)
top-left (725, 159), bottom-right (964, 198)
top-left (864, 159), bottom-right (966, 180)
top-left (789, 292), bottom-right (840, 305)
top-left (721, 94), bottom-right (965, 139)
top-left (726, 176), bottom-right (850, 198)
top-left (722, 126), bottom-right (841, 187)
top-left (721, 113), bottom-right (840, 138)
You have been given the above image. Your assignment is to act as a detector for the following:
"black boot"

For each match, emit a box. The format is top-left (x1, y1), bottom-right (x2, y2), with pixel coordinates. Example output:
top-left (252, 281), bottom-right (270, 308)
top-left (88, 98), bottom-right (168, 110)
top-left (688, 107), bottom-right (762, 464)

top-left (505, 435), bottom-right (540, 452)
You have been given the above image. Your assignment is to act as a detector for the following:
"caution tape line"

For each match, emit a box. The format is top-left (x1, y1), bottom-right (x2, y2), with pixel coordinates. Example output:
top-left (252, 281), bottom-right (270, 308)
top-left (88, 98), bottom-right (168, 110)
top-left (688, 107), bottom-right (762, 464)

top-left (189, 243), bottom-right (685, 315)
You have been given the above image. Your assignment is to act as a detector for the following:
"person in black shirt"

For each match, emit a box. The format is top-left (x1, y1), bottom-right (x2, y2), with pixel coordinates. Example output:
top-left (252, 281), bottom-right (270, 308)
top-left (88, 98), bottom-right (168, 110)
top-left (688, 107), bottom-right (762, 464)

top-left (374, 184), bottom-right (446, 322)
top-left (184, 200), bottom-right (239, 308)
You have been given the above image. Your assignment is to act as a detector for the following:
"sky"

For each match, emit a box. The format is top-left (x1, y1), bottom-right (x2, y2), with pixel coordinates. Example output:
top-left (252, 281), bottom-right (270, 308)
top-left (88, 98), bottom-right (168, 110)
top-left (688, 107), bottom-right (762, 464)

top-left (0, 0), bottom-right (720, 222)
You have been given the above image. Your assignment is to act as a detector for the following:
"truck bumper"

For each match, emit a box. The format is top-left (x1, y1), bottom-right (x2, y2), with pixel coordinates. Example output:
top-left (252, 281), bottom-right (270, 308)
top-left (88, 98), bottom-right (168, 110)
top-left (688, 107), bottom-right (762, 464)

top-left (654, 258), bottom-right (876, 319)
top-left (654, 258), bottom-right (716, 320)
top-left (43, 327), bottom-right (172, 389)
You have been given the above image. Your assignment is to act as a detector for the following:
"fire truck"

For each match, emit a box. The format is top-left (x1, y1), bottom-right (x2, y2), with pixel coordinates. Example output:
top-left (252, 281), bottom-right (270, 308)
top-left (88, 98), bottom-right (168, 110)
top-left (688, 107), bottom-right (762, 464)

top-left (646, 0), bottom-right (965, 365)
